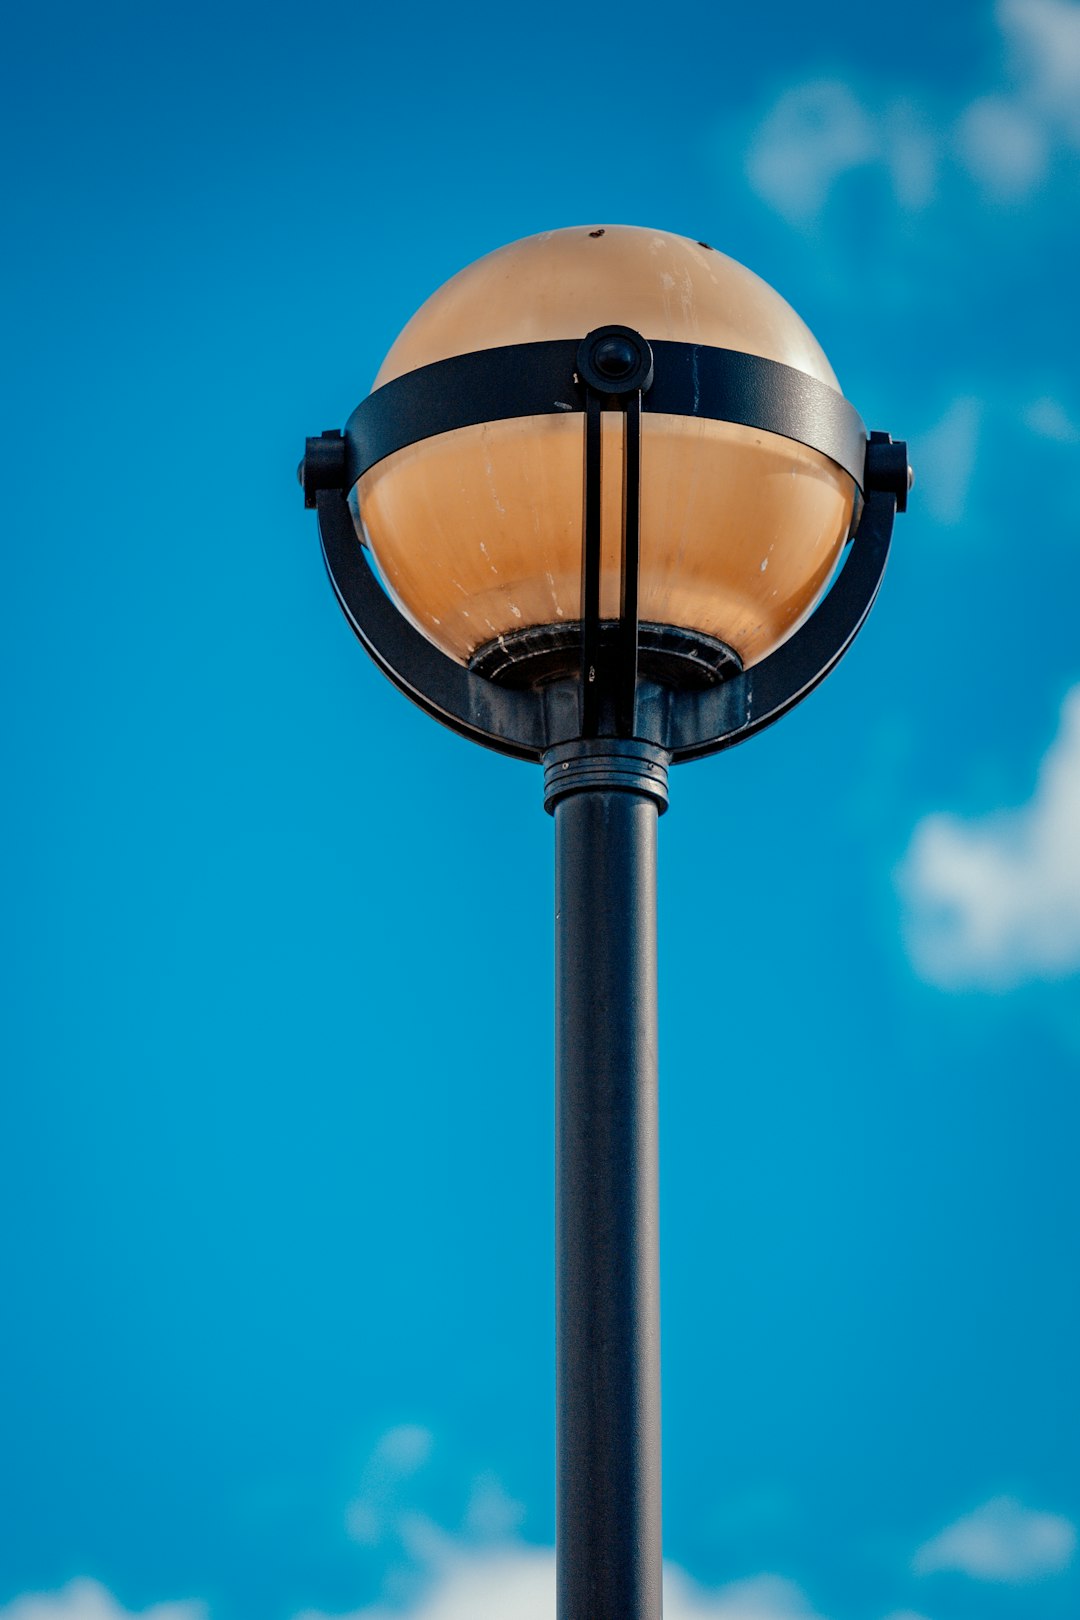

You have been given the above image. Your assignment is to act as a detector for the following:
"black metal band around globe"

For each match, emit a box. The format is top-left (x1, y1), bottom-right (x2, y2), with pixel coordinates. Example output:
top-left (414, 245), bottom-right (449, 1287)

top-left (344, 337), bottom-right (869, 489)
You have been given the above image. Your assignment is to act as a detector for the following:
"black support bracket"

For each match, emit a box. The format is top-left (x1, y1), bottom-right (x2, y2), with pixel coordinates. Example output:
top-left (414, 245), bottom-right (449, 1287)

top-left (304, 330), bottom-right (907, 768)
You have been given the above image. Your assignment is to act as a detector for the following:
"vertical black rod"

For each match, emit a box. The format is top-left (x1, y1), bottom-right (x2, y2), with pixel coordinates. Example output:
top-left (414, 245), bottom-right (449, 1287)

top-left (555, 785), bottom-right (662, 1620)
top-left (580, 390), bottom-right (604, 738)
top-left (617, 389), bottom-right (642, 737)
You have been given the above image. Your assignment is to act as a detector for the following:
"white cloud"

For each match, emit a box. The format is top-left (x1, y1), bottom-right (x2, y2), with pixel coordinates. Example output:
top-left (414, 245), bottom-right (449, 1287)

top-left (1000, 0), bottom-right (1080, 137)
top-left (955, 95), bottom-right (1047, 194)
top-left (879, 103), bottom-right (939, 210)
top-left (745, 81), bottom-right (878, 223)
top-left (294, 1552), bottom-right (821, 1620)
top-left (909, 397), bottom-right (982, 528)
top-left (0, 1566), bottom-right (940, 1620)
top-left (744, 82), bottom-right (940, 223)
top-left (664, 1572), bottom-right (822, 1619)
top-left (372, 1427), bottom-right (433, 1475)
top-left (899, 688), bottom-right (1080, 988)
top-left (746, 0), bottom-right (1080, 221)
top-left (1024, 395), bottom-right (1080, 442)
top-left (346, 1426), bottom-right (435, 1545)
top-left (326, 1430), bottom-right (827, 1618)
top-left (957, 0), bottom-right (1080, 192)
top-left (463, 1473), bottom-right (526, 1541)
top-left (294, 1545), bottom-right (553, 1620)
top-left (914, 1496), bottom-right (1076, 1581)
top-left (0, 1581), bottom-right (204, 1620)
top-left (745, 79), bottom-right (947, 222)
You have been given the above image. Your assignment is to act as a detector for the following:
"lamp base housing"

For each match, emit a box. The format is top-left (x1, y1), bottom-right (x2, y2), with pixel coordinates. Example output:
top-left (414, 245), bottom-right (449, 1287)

top-left (470, 620), bottom-right (742, 691)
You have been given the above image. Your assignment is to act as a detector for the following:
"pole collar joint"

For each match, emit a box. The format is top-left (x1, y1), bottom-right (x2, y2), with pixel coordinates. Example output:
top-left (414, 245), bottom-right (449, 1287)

top-left (543, 738), bottom-right (671, 816)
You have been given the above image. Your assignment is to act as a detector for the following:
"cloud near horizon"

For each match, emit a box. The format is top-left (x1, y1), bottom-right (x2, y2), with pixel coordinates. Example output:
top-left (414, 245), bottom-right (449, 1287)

top-left (914, 1495), bottom-right (1076, 1581)
top-left (296, 1555), bottom-right (824, 1620)
top-left (0, 1566), bottom-right (824, 1620)
top-left (10, 1502), bottom-right (1076, 1620)
top-left (899, 686), bottom-right (1080, 989)
top-left (0, 1581), bottom-right (205, 1620)
top-left (7, 1435), bottom-right (1073, 1620)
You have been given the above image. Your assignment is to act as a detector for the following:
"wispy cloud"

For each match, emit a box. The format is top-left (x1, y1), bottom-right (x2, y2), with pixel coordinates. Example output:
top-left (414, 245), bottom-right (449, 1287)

top-left (908, 397), bottom-right (983, 527)
top-left (1001, 0), bottom-right (1080, 139)
top-left (306, 1430), bottom-right (826, 1618)
top-left (955, 94), bottom-right (1048, 196)
top-left (1023, 395), bottom-right (1080, 443)
top-left (345, 1425), bottom-right (436, 1546)
top-left (745, 81), bottom-right (878, 223)
top-left (899, 687), bottom-right (1080, 988)
top-left (295, 1555), bottom-right (822, 1620)
top-left (15, 1475), bottom-right (1074, 1620)
top-left (745, 82), bottom-right (935, 224)
top-left (746, 0), bottom-right (1080, 222)
top-left (663, 1573), bottom-right (822, 1620)
top-left (0, 1581), bottom-right (205, 1620)
top-left (294, 1544), bottom-right (554, 1620)
top-left (463, 1472), bottom-right (526, 1540)
top-left (956, 0), bottom-right (1080, 193)
top-left (914, 1496), bottom-right (1076, 1581)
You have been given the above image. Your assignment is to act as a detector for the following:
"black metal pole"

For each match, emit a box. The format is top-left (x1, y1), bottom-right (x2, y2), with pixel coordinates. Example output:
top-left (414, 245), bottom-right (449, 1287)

top-left (547, 740), bottom-right (668, 1620)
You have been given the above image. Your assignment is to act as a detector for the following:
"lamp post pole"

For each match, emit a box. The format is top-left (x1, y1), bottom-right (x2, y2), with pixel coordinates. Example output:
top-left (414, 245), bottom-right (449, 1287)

top-left (300, 222), bottom-right (909, 1620)
top-left (551, 745), bottom-right (667, 1620)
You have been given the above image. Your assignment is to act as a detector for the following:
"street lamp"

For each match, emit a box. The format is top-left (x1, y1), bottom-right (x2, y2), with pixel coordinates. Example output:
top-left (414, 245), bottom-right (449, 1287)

top-left (299, 224), bottom-right (910, 1620)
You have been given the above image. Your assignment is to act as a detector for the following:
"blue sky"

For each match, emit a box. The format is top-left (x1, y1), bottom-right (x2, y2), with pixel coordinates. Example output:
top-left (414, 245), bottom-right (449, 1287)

top-left (2, 2), bottom-right (1079, 1618)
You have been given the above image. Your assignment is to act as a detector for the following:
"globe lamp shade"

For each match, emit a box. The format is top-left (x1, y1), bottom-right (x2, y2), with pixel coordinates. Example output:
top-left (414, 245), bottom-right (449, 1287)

top-left (350, 225), bottom-right (856, 674)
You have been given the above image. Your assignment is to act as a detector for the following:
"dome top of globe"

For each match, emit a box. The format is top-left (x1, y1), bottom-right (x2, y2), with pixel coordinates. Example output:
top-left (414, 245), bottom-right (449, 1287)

top-left (373, 224), bottom-right (842, 393)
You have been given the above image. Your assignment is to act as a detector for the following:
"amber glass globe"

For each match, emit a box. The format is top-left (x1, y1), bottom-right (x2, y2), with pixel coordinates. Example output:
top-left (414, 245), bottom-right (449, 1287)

top-left (351, 225), bottom-right (856, 672)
